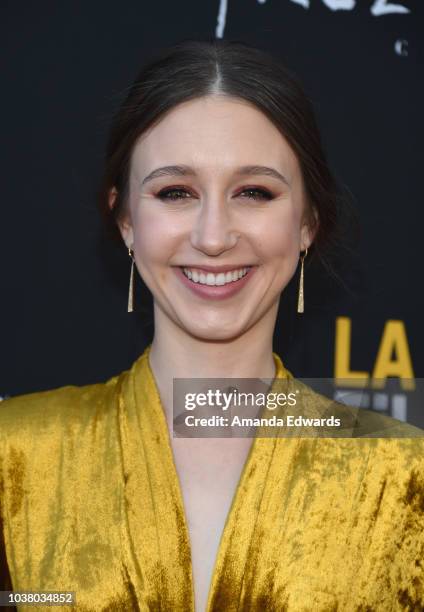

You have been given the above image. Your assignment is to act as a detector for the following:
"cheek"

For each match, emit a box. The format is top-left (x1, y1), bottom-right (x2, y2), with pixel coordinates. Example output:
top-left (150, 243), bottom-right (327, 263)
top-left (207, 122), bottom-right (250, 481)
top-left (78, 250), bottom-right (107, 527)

top-left (255, 206), bottom-right (302, 259)
top-left (131, 207), bottom-right (178, 263)
top-left (273, 224), bottom-right (299, 255)
top-left (130, 210), bottom-right (178, 289)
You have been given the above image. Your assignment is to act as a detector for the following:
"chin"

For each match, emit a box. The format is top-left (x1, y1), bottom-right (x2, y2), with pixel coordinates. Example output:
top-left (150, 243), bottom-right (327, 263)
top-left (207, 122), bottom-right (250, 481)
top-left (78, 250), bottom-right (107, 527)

top-left (179, 320), bottom-right (249, 343)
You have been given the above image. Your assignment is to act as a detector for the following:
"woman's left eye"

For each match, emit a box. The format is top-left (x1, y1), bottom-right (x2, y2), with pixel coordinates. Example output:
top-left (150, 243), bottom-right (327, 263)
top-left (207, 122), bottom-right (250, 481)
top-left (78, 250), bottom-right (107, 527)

top-left (237, 188), bottom-right (273, 201)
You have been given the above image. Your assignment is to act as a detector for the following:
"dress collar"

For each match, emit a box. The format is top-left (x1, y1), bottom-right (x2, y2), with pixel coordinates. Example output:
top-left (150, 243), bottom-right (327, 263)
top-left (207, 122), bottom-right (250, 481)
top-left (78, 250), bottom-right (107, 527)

top-left (125, 343), bottom-right (291, 610)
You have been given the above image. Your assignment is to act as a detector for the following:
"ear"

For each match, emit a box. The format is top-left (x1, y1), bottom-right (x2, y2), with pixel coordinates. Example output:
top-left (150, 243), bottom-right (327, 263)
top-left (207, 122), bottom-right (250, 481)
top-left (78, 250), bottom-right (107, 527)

top-left (108, 186), bottom-right (118, 211)
top-left (300, 206), bottom-right (319, 251)
top-left (108, 187), bottom-right (134, 249)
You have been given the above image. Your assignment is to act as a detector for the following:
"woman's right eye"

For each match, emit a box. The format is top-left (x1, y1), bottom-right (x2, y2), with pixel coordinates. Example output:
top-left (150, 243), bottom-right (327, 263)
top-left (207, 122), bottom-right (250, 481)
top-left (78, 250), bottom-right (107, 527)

top-left (156, 188), bottom-right (193, 201)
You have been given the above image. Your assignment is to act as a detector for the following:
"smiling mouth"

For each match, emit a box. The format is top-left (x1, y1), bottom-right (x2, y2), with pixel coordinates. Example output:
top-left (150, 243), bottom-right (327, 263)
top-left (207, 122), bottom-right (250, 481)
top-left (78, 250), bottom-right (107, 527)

top-left (181, 266), bottom-right (253, 286)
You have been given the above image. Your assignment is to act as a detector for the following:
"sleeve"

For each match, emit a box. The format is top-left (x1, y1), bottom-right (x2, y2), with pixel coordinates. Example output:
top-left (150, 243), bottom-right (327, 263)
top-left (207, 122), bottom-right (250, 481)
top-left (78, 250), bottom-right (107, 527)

top-left (0, 527), bottom-right (17, 611)
top-left (390, 442), bottom-right (424, 608)
top-left (0, 517), bottom-right (14, 590)
top-left (0, 408), bottom-right (17, 611)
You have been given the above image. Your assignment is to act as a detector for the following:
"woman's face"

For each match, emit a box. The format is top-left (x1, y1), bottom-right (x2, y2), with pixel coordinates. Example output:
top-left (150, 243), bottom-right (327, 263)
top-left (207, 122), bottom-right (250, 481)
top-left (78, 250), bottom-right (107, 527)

top-left (115, 95), bottom-right (314, 341)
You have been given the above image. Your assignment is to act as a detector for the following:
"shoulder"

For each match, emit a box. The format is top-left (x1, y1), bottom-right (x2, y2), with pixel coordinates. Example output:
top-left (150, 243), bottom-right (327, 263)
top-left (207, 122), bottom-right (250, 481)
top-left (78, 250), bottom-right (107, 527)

top-left (282, 379), bottom-right (424, 499)
top-left (283, 375), bottom-right (424, 440)
top-left (0, 370), bottom-right (126, 439)
top-left (353, 407), bottom-right (424, 439)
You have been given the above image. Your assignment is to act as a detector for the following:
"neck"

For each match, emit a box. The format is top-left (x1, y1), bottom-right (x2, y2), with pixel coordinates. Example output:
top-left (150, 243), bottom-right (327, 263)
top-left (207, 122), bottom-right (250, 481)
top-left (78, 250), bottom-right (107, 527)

top-left (148, 301), bottom-right (279, 422)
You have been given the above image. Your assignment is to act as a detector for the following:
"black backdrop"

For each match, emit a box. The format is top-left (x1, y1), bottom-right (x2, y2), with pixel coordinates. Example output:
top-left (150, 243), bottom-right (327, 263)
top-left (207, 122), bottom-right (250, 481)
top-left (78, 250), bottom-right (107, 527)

top-left (1, 1), bottom-right (423, 427)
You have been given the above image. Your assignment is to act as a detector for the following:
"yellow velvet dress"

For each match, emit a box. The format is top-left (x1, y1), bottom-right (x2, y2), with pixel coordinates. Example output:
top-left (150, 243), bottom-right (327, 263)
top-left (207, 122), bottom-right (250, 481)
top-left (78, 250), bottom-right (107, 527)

top-left (0, 344), bottom-right (423, 611)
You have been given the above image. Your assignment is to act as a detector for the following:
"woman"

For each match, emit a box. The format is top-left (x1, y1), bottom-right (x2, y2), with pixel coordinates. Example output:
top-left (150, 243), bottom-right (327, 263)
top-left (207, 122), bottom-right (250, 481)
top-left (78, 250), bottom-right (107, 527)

top-left (1, 39), bottom-right (423, 612)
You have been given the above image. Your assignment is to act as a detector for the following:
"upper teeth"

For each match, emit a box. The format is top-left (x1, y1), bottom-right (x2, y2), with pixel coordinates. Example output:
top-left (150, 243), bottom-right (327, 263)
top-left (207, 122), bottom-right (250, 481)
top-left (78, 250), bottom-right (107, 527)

top-left (183, 267), bottom-right (250, 286)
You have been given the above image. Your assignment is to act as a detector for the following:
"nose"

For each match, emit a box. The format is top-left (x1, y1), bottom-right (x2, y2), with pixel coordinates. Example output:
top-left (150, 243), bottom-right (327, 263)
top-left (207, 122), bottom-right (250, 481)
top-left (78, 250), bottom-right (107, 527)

top-left (190, 196), bottom-right (240, 256)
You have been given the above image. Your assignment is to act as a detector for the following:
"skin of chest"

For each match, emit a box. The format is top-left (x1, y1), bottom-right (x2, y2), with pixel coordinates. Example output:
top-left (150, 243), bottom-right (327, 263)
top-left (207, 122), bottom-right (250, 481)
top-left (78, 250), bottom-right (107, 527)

top-left (171, 437), bottom-right (254, 610)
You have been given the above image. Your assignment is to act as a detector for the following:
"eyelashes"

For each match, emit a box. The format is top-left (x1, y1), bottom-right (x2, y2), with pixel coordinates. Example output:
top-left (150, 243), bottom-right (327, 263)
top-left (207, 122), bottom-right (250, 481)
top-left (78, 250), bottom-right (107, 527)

top-left (155, 186), bottom-right (274, 202)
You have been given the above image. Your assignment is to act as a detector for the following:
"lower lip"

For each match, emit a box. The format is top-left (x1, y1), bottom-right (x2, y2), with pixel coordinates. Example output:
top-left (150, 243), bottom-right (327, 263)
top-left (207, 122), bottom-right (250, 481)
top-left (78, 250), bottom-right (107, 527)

top-left (174, 266), bottom-right (257, 300)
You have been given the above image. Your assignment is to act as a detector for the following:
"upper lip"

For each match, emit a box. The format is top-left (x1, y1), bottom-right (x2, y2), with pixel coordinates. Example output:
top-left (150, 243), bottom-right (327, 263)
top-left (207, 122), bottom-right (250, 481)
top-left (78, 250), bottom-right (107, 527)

top-left (179, 264), bottom-right (255, 273)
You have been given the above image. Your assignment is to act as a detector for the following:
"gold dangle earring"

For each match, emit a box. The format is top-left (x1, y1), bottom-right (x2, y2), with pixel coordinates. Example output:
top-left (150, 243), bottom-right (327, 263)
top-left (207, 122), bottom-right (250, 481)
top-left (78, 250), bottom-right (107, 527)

top-left (297, 248), bottom-right (308, 314)
top-left (127, 247), bottom-right (135, 313)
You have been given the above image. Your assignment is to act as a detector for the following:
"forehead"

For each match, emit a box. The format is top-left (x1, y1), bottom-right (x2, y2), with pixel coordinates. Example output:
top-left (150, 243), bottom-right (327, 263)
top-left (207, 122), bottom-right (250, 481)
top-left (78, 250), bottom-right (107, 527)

top-left (130, 95), bottom-right (300, 179)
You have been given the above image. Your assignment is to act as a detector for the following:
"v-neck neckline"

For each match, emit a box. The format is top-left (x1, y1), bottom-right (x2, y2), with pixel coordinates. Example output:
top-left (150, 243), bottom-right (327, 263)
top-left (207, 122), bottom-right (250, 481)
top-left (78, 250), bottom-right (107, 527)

top-left (131, 344), bottom-right (290, 611)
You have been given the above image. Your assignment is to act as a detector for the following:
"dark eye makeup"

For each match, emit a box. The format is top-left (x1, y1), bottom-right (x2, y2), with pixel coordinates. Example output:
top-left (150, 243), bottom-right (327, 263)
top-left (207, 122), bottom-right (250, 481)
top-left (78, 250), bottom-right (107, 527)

top-left (155, 186), bottom-right (274, 202)
top-left (156, 187), bottom-right (193, 201)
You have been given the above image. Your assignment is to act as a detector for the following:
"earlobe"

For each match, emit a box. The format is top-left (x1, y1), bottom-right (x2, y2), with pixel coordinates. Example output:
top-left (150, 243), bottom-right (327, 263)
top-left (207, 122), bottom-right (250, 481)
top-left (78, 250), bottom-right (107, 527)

top-left (301, 209), bottom-right (319, 251)
top-left (117, 220), bottom-right (134, 250)
top-left (108, 186), bottom-right (134, 248)
top-left (300, 224), bottom-right (313, 252)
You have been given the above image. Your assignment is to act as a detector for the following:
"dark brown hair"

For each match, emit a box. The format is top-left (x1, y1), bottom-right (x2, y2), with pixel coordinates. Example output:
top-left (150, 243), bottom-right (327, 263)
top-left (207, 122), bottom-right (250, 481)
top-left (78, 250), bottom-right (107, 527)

top-left (98, 38), bottom-right (355, 277)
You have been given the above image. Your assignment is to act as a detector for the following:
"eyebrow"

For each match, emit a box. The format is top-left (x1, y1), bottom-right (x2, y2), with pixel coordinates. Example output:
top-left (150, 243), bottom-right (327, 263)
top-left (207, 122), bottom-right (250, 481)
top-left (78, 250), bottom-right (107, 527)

top-left (140, 164), bottom-right (290, 187)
